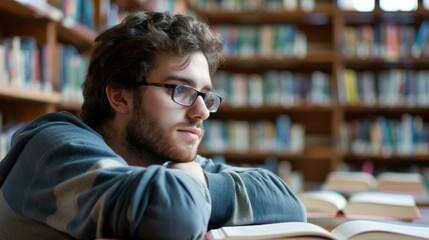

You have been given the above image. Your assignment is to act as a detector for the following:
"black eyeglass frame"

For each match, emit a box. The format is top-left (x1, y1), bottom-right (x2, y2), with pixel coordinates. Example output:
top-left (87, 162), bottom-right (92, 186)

top-left (135, 82), bottom-right (222, 112)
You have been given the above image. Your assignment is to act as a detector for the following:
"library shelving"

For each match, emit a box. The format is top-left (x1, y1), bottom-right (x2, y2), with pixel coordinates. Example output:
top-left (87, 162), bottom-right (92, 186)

top-left (191, 0), bottom-right (338, 182)
top-left (0, 0), bottom-right (153, 121)
top-left (190, 0), bottom-right (429, 183)
top-left (337, 0), bottom-right (429, 178)
top-left (0, 0), bottom-right (99, 123)
top-left (0, 0), bottom-right (187, 159)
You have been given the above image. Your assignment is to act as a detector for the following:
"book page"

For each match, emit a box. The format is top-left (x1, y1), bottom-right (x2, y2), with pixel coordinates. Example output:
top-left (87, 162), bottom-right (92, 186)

top-left (208, 222), bottom-right (335, 240)
top-left (330, 220), bottom-right (429, 240)
top-left (298, 191), bottom-right (347, 214)
top-left (348, 192), bottom-right (415, 206)
top-left (377, 172), bottom-right (423, 184)
top-left (322, 171), bottom-right (376, 193)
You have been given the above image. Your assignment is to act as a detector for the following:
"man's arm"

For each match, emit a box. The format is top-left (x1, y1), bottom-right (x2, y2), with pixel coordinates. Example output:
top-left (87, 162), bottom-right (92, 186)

top-left (195, 155), bottom-right (306, 230)
top-left (166, 161), bottom-right (208, 187)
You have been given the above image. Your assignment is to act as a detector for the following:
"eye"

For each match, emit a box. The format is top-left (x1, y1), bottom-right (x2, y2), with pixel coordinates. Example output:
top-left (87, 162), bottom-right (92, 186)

top-left (174, 85), bottom-right (188, 96)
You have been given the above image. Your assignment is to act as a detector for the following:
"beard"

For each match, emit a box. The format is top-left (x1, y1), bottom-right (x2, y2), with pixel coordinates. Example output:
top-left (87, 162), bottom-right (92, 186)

top-left (125, 101), bottom-right (202, 166)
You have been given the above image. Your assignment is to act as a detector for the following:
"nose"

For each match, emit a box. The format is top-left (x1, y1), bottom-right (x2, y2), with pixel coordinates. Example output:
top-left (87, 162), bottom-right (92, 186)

top-left (187, 95), bottom-right (210, 120)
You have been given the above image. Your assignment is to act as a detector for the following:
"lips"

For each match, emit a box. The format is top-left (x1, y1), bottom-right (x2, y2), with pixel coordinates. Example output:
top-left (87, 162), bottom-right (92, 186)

top-left (178, 127), bottom-right (202, 138)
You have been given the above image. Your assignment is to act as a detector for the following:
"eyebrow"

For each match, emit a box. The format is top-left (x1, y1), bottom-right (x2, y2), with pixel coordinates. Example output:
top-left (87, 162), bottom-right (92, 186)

top-left (165, 75), bottom-right (213, 91)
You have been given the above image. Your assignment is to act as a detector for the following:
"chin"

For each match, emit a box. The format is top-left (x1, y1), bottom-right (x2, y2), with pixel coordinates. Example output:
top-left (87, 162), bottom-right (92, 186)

top-left (171, 146), bottom-right (198, 162)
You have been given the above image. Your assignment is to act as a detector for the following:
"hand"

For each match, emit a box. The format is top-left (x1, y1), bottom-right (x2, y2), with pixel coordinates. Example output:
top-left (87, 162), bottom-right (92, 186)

top-left (166, 162), bottom-right (207, 187)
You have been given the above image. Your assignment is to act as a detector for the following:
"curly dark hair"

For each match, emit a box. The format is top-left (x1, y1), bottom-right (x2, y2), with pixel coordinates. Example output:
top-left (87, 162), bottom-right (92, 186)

top-left (80, 11), bottom-right (223, 128)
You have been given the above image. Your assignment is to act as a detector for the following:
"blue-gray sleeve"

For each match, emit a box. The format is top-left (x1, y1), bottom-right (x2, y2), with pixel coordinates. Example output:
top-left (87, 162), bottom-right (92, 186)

top-left (195, 156), bottom-right (306, 229)
top-left (2, 124), bottom-right (211, 239)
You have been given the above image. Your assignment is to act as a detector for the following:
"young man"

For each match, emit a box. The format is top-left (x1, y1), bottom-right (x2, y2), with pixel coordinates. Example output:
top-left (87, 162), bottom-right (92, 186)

top-left (0, 11), bottom-right (305, 239)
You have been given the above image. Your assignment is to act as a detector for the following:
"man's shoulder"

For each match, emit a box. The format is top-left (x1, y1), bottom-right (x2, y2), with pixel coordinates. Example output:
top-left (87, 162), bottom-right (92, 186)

top-left (29, 111), bottom-right (94, 134)
top-left (13, 111), bottom-right (100, 146)
top-left (36, 111), bottom-right (84, 126)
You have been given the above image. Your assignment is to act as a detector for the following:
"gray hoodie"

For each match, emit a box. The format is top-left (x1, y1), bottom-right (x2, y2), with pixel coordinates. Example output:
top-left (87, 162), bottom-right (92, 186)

top-left (0, 112), bottom-right (305, 239)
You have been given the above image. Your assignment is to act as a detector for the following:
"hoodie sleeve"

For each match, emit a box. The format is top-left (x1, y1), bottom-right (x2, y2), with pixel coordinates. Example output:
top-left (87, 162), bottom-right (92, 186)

top-left (195, 156), bottom-right (306, 230)
top-left (1, 121), bottom-right (211, 239)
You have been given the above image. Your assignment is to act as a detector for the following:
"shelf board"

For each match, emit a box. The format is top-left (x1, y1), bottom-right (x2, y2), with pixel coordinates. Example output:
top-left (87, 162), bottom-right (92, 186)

top-left (0, 0), bottom-right (63, 22)
top-left (341, 105), bottom-right (429, 113)
top-left (59, 99), bottom-right (82, 112)
top-left (341, 9), bottom-right (428, 24)
top-left (343, 153), bottom-right (429, 162)
top-left (222, 52), bottom-right (334, 69)
top-left (192, 6), bottom-right (334, 24)
top-left (0, 86), bottom-right (60, 104)
top-left (114, 0), bottom-right (146, 10)
top-left (200, 147), bottom-right (334, 162)
top-left (216, 104), bottom-right (334, 114)
top-left (342, 57), bottom-right (429, 69)
top-left (57, 22), bottom-right (96, 51)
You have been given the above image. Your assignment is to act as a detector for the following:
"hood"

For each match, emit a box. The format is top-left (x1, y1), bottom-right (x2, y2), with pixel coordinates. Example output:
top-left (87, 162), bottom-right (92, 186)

top-left (0, 112), bottom-right (95, 187)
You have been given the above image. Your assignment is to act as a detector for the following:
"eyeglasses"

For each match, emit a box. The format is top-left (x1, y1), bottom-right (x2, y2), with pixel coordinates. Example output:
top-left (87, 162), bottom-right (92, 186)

top-left (136, 82), bottom-right (222, 112)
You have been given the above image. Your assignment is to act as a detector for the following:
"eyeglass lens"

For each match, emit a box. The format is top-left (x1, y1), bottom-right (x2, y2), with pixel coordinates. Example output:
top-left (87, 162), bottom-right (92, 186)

top-left (204, 93), bottom-right (216, 110)
top-left (173, 85), bottom-right (194, 105)
top-left (173, 85), bottom-right (219, 111)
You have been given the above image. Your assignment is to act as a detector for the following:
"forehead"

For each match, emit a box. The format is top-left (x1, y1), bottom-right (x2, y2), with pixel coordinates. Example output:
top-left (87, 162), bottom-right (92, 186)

top-left (149, 52), bottom-right (211, 88)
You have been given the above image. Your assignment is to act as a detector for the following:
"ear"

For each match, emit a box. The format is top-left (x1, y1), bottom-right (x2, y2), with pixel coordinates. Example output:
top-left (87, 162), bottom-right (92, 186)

top-left (105, 85), bottom-right (132, 114)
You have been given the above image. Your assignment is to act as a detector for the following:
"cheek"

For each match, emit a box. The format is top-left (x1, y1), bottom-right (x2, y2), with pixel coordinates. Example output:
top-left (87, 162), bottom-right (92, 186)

top-left (142, 93), bottom-right (180, 124)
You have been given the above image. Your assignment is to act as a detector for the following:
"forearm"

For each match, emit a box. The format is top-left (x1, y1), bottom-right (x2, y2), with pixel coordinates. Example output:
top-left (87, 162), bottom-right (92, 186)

top-left (205, 172), bottom-right (235, 229)
top-left (14, 162), bottom-right (211, 239)
top-left (228, 169), bottom-right (307, 225)
top-left (197, 156), bottom-right (306, 229)
top-left (97, 166), bottom-right (211, 239)
top-left (165, 161), bottom-right (208, 187)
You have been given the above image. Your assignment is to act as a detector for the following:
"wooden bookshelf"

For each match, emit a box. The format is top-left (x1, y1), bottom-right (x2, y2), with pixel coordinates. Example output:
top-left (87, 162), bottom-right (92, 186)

top-left (335, 0), bottom-right (429, 178)
top-left (0, 0), bottom-right (102, 122)
top-left (0, 86), bottom-right (60, 103)
top-left (191, 0), bottom-right (336, 182)
top-left (190, 0), bottom-right (429, 182)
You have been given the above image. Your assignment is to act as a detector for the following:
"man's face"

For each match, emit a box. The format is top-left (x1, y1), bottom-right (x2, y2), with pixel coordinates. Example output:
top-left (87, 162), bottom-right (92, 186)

top-left (126, 52), bottom-right (212, 164)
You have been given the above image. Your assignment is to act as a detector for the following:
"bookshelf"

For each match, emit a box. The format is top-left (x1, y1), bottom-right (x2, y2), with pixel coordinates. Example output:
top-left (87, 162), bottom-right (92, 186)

top-left (0, 0), bottom-right (187, 159)
top-left (191, 0), bottom-right (337, 182)
top-left (0, 0), bottom-right (148, 120)
top-left (337, 0), bottom-right (429, 177)
top-left (190, 0), bottom-right (429, 183)
top-left (0, 0), bottom-right (98, 123)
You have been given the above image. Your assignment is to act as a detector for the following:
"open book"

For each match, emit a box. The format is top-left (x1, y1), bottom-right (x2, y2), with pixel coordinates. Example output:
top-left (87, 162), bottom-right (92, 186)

top-left (322, 171), bottom-right (427, 195)
top-left (207, 220), bottom-right (429, 240)
top-left (297, 190), bottom-right (421, 220)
